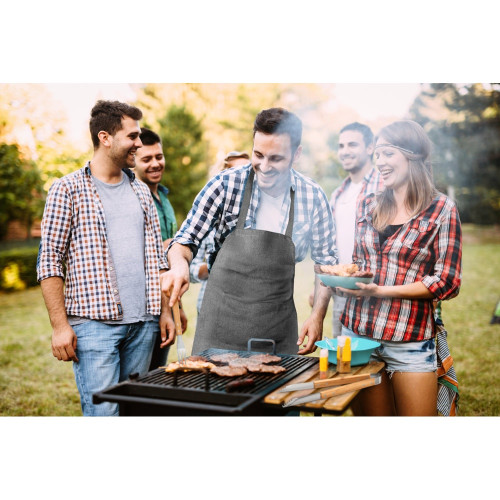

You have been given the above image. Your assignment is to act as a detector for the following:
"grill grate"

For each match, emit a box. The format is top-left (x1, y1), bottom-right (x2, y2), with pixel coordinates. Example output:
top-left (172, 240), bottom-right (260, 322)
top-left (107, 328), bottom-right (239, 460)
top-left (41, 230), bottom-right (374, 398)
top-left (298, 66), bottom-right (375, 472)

top-left (136, 348), bottom-right (316, 394)
top-left (93, 348), bottom-right (318, 414)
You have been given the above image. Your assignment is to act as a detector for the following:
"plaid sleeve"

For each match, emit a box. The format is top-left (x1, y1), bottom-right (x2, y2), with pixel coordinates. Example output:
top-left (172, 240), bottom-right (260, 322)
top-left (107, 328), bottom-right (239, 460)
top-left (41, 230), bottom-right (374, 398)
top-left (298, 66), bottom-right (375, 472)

top-left (422, 202), bottom-right (462, 300)
top-left (37, 179), bottom-right (72, 282)
top-left (171, 177), bottom-right (224, 255)
top-left (310, 186), bottom-right (338, 265)
top-left (149, 192), bottom-right (168, 270)
top-left (189, 235), bottom-right (207, 283)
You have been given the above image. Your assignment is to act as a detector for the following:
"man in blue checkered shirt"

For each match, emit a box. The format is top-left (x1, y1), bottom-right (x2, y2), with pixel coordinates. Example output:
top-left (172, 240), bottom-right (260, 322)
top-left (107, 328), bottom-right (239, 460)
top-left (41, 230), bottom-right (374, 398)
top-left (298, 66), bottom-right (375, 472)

top-left (163, 108), bottom-right (338, 355)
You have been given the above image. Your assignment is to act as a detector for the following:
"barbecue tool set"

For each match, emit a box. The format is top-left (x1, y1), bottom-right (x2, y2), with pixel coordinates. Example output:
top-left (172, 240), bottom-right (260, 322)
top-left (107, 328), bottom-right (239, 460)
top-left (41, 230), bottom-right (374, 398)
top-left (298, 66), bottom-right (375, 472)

top-left (281, 372), bottom-right (382, 408)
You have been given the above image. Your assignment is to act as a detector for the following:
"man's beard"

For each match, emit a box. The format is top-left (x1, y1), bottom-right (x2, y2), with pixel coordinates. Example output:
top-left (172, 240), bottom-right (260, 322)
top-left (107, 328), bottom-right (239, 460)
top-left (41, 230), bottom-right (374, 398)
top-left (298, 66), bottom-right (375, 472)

top-left (111, 148), bottom-right (135, 169)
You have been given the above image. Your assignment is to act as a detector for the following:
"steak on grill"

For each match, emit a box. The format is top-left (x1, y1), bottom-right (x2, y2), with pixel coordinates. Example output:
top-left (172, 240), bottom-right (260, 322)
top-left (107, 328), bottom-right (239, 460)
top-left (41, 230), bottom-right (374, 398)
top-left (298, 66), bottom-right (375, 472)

top-left (210, 353), bottom-right (240, 363)
top-left (228, 358), bottom-right (260, 368)
top-left (211, 365), bottom-right (248, 377)
top-left (247, 364), bottom-right (286, 374)
top-left (248, 354), bottom-right (282, 364)
top-left (164, 359), bottom-right (216, 372)
top-left (225, 378), bottom-right (256, 392)
top-left (165, 352), bottom-right (287, 377)
top-left (187, 355), bottom-right (210, 362)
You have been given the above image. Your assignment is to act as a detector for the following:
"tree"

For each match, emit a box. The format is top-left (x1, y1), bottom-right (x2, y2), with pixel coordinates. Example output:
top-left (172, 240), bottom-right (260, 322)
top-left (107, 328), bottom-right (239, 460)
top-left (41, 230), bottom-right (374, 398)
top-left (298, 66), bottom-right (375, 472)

top-left (409, 83), bottom-right (500, 224)
top-left (0, 143), bottom-right (44, 240)
top-left (156, 105), bottom-right (209, 225)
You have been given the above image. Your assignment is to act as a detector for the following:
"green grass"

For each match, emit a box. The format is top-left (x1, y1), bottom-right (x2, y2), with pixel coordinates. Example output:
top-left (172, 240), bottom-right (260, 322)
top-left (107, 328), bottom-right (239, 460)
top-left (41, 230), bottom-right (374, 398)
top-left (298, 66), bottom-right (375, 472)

top-left (1, 224), bottom-right (498, 416)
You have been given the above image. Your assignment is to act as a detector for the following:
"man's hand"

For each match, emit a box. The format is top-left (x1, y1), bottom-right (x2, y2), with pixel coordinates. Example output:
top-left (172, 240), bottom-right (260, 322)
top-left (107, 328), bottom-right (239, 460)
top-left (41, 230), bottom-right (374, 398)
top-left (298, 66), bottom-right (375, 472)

top-left (159, 308), bottom-right (176, 348)
top-left (297, 312), bottom-right (322, 355)
top-left (180, 307), bottom-right (188, 332)
top-left (52, 326), bottom-right (79, 362)
top-left (161, 269), bottom-right (190, 307)
top-left (297, 273), bottom-right (331, 354)
top-left (163, 243), bottom-right (193, 306)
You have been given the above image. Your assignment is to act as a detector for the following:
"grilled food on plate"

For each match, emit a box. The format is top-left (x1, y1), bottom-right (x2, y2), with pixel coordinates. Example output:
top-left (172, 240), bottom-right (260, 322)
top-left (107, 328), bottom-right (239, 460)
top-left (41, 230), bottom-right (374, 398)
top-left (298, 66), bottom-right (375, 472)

top-left (316, 263), bottom-right (373, 277)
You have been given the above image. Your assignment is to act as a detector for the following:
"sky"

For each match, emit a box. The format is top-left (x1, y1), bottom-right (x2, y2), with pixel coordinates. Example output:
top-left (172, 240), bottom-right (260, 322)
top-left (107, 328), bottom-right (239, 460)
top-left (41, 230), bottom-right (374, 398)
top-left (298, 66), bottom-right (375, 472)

top-left (44, 83), bottom-right (137, 148)
top-left (43, 82), bottom-right (421, 149)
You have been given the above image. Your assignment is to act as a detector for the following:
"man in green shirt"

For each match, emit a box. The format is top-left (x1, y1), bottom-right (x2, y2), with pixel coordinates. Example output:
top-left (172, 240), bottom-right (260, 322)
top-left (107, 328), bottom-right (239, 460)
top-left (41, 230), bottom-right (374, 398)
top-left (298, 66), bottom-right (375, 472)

top-left (134, 128), bottom-right (177, 248)
top-left (134, 127), bottom-right (187, 369)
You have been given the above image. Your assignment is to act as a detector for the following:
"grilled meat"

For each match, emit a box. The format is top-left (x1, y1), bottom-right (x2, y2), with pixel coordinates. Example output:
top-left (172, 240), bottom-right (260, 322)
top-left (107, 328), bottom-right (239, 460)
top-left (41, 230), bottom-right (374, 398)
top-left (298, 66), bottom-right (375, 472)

top-left (210, 365), bottom-right (248, 377)
top-left (165, 359), bottom-right (216, 373)
top-left (210, 353), bottom-right (241, 363)
top-left (225, 378), bottom-right (256, 392)
top-left (186, 355), bottom-right (210, 362)
top-left (248, 354), bottom-right (282, 364)
top-left (317, 263), bottom-right (373, 278)
top-left (247, 364), bottom-right (286, 374)
top-left (228, 358), bottom-right (261, 368)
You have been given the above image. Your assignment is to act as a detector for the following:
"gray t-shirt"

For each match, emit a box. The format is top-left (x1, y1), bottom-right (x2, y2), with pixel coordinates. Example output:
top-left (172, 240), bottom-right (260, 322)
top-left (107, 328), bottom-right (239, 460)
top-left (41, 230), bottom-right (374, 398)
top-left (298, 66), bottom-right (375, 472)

top-left (68, 172), bottom-right (155, 325)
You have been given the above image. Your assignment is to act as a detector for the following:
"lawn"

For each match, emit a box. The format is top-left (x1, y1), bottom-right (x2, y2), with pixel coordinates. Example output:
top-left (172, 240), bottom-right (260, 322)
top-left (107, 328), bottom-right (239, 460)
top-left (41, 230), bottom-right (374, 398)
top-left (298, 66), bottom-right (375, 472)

top-left (0, 224), bottom-right (499, 416)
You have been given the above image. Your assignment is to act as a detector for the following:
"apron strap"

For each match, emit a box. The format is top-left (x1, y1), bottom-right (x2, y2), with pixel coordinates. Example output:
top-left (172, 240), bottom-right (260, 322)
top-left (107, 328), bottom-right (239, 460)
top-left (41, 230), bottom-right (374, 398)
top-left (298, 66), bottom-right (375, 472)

top-left (236, 169), bottom-right (255, 230)
top-left (285, 188), bottom-right (295, 238)
top-left (237, 168), bottom-right (295, 237)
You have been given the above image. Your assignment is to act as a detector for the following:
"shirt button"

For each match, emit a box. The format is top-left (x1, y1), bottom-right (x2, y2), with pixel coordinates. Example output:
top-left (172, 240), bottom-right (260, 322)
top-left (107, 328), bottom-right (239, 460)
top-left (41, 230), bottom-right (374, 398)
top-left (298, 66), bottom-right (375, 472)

top-left (114, 289), bottom-right (118, 293)
top-left (110, 266), bottom-right (114, 270)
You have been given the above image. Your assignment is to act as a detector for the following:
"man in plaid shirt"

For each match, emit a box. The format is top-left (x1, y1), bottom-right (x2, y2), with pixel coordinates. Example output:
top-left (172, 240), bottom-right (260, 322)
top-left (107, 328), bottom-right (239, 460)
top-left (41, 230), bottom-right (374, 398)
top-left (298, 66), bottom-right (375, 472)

top-left (327, 122), bottom-right (384, 336)
top-left (37, 100), bottom-right (172, 416)
top-left (163, 108), bottom-right (338, 355)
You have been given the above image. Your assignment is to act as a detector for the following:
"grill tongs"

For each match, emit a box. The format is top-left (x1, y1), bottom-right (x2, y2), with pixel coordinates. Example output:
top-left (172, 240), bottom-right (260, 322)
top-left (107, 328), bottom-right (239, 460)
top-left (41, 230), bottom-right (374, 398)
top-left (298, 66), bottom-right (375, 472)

top-left (282, 373), bottom-right (381, 407)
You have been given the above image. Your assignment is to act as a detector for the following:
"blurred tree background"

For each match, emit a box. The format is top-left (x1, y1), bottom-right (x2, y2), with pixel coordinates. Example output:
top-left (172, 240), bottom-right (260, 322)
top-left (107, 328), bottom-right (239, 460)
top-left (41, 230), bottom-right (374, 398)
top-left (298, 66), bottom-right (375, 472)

top-left (409, 83), bottom-right (500, 224)
top-left (0, 144), bottom-right (44, 240)
top-left (0, 82), bottom-right (499, 243)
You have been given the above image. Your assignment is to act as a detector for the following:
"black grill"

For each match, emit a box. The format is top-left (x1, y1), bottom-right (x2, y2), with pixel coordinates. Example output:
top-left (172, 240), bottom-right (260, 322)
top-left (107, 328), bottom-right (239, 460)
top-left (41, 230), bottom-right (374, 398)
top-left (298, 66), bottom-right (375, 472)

top-left (93, 347), bottom-right (318, 415)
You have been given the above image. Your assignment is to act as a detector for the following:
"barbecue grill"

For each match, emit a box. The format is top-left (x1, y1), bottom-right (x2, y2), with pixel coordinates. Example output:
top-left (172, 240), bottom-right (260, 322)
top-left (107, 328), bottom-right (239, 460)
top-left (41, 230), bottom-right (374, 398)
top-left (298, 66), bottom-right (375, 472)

top-left (93, 342), bottom-right (318, 416)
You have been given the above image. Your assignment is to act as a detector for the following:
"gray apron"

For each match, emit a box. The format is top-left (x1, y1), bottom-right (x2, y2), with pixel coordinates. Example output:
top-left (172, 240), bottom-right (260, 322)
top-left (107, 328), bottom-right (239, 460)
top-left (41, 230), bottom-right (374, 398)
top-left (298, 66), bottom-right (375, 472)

top-left (192, 170), bottom-right (298, 355)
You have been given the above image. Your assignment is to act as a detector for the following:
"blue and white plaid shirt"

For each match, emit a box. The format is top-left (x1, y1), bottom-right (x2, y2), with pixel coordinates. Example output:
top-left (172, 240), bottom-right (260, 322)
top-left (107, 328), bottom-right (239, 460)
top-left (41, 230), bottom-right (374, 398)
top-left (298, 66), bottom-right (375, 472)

top-left (171, 163), bottom-right (338, 269)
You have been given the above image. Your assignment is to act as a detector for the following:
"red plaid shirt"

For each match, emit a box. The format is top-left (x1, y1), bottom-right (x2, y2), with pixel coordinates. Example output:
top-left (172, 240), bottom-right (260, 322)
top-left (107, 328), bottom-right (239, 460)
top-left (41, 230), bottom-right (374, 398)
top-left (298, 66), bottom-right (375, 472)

top-left (341, 192), bottom-right (462, 342)
top-left (37, 163), bottom-right (167, 320)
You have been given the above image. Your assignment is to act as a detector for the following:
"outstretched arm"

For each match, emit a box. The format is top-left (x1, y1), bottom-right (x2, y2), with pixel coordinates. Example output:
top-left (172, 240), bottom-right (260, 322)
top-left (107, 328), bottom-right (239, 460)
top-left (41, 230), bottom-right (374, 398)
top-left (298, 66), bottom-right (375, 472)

top-left (297, 276), bottom-right (332, 354)
top-left (161, 243), bottom-right (193, 307)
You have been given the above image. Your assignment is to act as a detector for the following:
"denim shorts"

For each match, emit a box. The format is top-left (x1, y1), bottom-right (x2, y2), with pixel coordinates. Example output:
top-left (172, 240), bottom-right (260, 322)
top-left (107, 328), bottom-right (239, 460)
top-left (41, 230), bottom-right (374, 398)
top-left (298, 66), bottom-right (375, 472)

top-left (341, 326), bottom-right (437, 374)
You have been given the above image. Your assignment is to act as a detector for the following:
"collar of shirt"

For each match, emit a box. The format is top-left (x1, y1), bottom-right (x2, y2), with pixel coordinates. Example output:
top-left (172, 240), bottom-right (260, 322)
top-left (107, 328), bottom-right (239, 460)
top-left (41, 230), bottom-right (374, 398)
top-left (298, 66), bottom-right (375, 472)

top-left (157, 183), bottom-right (170, 196)
top-left (331, 167), bottom-right (380, 206)
top-left (173, 163), bottom-right (336, 268)
top-left (84, 161), bottom-right (136, 182)
top-left (247, 169), bottom-right (296, 233)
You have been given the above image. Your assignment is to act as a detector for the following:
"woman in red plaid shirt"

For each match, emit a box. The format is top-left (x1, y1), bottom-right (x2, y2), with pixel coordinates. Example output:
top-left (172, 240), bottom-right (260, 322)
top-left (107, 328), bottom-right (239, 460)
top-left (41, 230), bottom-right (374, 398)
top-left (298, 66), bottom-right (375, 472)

top-left (337, 120), bottom-right (462, 416)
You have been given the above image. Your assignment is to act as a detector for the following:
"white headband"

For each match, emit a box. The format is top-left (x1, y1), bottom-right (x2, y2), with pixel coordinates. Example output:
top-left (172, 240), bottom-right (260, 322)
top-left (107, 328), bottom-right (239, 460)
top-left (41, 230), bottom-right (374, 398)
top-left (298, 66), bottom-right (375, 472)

top-left (375, 142), bottom-right (415, 155)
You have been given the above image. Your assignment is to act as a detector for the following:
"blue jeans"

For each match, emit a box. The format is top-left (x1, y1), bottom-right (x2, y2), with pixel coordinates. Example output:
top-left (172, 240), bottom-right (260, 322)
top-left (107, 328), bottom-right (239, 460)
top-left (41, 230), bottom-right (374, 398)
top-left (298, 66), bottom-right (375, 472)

top-left (72, 320), bottom-right (157, 416)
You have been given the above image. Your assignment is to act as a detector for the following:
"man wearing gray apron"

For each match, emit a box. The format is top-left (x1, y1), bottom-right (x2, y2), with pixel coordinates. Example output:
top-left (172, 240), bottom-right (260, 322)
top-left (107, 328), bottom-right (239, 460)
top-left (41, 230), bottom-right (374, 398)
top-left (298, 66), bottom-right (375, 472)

top-left (192, 169), bottom-right (298, 354)
top-left (163, 108), bottom-right (338, 356)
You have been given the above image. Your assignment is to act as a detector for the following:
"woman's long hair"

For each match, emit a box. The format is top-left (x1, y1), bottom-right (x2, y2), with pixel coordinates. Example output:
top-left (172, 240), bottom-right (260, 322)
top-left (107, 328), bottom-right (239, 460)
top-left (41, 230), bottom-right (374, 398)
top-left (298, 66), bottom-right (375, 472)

top-left (373, 120), bottom-right (437, 232)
